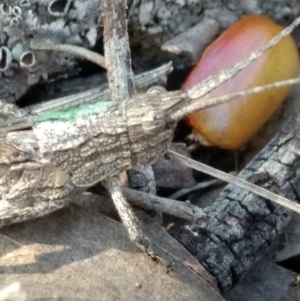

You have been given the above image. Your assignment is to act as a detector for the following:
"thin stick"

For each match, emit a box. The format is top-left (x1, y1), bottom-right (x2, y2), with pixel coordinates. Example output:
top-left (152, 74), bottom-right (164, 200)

top-left (103, 0), bottom-right (135, 100)
top-left (25, 62), bottom-right (172, 114)
top-left (122, 187), bottom-right (205, 222)
top-left (169, 150), bottom-right (300, 214)
top-left (169, 179), bottom-right (221, 200)
top-left (31, 44), bottom-right (106, 69)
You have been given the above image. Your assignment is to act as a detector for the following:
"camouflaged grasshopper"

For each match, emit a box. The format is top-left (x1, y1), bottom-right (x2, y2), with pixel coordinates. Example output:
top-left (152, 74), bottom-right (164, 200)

top-left (1, 15), bottom-right (300, 248)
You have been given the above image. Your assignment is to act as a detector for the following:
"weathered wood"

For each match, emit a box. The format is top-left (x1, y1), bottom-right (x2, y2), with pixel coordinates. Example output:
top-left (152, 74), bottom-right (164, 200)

top-left (225, 259), bottom-right (296, 301)
top-left (172, 114), bottom-right (300, 292)
top-left (103, 0), bottom-right (135, 101)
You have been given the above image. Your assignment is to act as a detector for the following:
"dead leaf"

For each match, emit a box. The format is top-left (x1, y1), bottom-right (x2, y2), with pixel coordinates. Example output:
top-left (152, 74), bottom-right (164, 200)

top-left (0, 204), bottom-right (224, 301)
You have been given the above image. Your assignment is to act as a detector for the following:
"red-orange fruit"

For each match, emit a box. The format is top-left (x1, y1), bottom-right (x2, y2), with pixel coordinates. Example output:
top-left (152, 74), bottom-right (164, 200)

top-left (183, 15), bottom-right (299, 149)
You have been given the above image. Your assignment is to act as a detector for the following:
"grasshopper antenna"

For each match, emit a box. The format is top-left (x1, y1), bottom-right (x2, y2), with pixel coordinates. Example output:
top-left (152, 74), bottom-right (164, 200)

top-left (170, 77), bottom-right (300, 121)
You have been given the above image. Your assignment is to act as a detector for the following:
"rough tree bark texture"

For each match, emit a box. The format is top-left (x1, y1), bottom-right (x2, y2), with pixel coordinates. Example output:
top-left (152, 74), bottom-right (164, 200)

top-left (172, 114), bottom-right (300, 292)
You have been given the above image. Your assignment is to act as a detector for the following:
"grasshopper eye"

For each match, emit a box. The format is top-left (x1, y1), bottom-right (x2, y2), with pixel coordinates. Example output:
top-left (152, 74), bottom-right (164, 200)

top-left (142, 110), bottom-right (166, 136)
top-left (147, 86), bottom-right (167, 95)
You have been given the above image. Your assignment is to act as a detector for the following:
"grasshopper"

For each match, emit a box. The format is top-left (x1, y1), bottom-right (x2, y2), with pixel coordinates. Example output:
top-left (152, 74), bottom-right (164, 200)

top-left (0, 14), bottom-right (300, 249)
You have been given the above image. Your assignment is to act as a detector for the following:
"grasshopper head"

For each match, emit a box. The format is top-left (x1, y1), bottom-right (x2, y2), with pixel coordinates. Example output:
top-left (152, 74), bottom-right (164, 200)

top-left (126, 89), bottom-right (184, 168)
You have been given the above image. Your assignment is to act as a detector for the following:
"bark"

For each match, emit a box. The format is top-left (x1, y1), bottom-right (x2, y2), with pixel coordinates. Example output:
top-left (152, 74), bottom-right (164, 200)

top-left (172, 114), bottom-right (300, 292)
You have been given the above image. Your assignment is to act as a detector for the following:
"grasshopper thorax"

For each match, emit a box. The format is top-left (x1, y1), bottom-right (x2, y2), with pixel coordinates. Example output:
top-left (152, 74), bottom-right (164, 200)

top-left (126, 93), bottom-right (176, 168)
